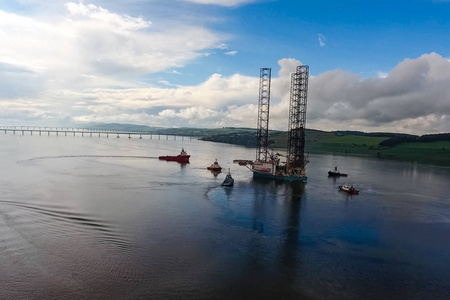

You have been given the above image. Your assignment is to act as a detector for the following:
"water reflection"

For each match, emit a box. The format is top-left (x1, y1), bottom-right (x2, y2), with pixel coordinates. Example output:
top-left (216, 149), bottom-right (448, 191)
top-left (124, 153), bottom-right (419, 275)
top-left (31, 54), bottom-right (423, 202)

top-left (251, 179), bottom-right (270, 234)
top-left (209, 170), bottom-right (222, 177)
top-left (279, 182), bottom-right (304, 288)
top-left (223, 183), bottom-right (233, 198)
top-left (328, 175), bottom-right (339, 184)
top-left (226, 181), bottom-right (307, 298)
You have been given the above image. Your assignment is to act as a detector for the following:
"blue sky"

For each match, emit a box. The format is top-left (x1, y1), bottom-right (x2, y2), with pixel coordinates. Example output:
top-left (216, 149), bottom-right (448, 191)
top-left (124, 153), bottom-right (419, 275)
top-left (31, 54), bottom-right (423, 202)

top-left (1, 0), bottom-right (450, 134)
top-left (154, 0), bottom-right (450, 81)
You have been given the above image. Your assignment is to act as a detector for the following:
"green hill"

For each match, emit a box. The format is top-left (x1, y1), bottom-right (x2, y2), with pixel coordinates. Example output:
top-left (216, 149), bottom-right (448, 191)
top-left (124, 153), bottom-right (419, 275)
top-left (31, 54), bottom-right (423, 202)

top-left (83, 123), bottom-right (450, 167)
top-left (270, 130), bottom-right (450, 166)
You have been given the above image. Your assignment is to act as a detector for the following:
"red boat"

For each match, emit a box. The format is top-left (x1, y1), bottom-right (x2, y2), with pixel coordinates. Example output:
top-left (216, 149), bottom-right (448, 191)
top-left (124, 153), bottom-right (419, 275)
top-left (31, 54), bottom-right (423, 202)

top-left (159, 148), bottom-right (190, 163)
top-left (207, 159), bottom-right (222, 171)
top-left (338, 182), bottom-right (359, 195)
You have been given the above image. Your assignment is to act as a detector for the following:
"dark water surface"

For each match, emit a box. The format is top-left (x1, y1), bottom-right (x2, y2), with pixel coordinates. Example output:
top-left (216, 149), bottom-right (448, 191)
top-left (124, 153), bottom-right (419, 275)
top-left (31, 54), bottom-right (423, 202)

top-left (1, 134), bottom-right (449, 299)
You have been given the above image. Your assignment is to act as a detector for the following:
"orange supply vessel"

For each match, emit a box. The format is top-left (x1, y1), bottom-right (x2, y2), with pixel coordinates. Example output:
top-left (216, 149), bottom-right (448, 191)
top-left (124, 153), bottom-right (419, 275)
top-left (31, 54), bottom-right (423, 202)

top-left (159, 148), bottom-right (190, 163)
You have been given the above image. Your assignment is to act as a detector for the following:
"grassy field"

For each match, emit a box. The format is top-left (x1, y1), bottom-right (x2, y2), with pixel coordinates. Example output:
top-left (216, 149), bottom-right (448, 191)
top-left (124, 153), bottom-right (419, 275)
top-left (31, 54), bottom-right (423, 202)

top-left (270, 130), bottom-right (450, 167)
top-left (379, 142), bottom-right (450, 166)
top-left (270, 130), bottom-right (387, 154)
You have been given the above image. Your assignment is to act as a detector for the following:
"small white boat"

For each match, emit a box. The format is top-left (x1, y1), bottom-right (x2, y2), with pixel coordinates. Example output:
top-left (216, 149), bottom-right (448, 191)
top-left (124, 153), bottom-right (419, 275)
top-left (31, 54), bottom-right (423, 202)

top-left (338, 182), bottom-right (359, 195)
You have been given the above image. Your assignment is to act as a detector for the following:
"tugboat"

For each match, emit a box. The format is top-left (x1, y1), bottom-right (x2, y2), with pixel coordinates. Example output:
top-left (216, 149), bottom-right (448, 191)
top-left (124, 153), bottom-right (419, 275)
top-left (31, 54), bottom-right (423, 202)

top-left (338, 182), bottom-right (359, 195)
top-left (328, 166), bottom-right (348, 177)
top-left (159, 148), bottom-right (190, 163)
top-left (222, 169), bottom-right (234, 187)
top-left (207, 159), bottom-right (222, 171)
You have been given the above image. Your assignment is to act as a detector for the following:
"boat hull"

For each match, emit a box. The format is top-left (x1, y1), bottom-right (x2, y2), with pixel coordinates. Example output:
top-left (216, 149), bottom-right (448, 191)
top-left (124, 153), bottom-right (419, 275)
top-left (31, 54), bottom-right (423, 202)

top-left (338, 185), bottom-right (359, 194)
top-left (328, 171), bottom-right (348, 177)
top-left (207, 167), bottom-right (222, 171)
top-left (159, 155), bottom-right (190, 163)
top-left (221, 179), bottom-right (234, 187)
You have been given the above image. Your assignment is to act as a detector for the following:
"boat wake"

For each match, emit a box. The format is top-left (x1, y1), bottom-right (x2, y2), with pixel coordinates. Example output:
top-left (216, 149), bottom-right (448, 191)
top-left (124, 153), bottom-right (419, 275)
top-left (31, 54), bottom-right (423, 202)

top-left (364, 189), bottom-right (447, 201)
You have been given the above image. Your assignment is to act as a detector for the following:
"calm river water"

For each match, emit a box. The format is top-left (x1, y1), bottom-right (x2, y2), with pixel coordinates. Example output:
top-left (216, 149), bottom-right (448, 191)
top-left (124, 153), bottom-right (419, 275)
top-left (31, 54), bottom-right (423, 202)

top-left (0, 133), bottom-right (449, 299)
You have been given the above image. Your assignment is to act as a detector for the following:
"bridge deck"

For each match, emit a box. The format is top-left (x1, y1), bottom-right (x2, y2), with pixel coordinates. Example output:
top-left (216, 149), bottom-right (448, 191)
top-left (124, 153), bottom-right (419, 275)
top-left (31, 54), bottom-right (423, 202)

top-left (0, 126), bottom-right (199, 140)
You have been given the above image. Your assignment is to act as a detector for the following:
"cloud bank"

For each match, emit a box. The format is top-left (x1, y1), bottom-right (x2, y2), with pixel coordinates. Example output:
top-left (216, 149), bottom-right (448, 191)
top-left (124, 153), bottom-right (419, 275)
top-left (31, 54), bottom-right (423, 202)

top-left (307, 52), bottom-right (450, 134)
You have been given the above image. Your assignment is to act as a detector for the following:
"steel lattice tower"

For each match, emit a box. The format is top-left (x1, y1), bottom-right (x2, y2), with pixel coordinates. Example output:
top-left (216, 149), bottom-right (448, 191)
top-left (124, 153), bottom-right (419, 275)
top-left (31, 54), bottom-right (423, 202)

top-left (286, 65), bottom-right (309, 175)
top-left (256, 68), bottom-right (271, 162)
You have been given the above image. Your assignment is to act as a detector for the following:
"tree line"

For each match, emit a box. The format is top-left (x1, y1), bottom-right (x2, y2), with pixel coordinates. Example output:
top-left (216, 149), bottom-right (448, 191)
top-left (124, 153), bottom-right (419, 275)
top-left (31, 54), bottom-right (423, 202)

top-left (379, 133), bottom-right (450, 147)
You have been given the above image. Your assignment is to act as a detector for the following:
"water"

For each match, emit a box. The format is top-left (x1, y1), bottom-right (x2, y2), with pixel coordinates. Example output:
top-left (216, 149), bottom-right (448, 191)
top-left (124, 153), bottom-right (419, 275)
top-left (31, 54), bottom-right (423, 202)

top-left (0, 133), bottom-right (449, 299)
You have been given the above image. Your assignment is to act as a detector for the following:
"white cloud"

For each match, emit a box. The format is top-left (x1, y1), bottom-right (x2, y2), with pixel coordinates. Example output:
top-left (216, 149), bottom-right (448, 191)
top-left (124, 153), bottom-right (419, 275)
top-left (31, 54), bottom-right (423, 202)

top-left (225, 51), bottom-right (238, 56)
top-left (158, 80), bottom-right (171, 85)
top-left (318, 33), bottom-right (325, 47)
top-left (377, 71), bottom-right (388, 78)
top-left (0, 3), bottom-right (225, 95)
top-left (65, 2), bottom-right (151, 31)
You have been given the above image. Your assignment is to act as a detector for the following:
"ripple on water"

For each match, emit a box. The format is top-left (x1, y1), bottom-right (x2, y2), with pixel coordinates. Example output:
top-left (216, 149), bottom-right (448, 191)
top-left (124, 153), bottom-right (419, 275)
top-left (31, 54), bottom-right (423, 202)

top-left (0, 198), bottom-right (147, 298)
top-left (0, 199), bottom-right (132, 254)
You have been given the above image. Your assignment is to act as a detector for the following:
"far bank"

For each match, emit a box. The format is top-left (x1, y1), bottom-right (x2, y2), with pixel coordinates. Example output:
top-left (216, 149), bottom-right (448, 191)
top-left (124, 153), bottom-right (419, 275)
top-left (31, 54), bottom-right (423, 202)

top-left (201, 128), bottom-right (450, 167)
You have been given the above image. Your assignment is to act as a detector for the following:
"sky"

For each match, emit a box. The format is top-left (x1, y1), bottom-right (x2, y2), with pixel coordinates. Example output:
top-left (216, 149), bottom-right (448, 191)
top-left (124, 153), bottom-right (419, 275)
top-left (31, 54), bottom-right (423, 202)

top-left (1, 0), bottom-right (450, 134)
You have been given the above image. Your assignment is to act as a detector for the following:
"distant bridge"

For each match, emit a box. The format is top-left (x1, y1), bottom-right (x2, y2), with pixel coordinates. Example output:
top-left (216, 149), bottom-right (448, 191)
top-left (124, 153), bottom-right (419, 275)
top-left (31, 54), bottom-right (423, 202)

top-left (0, 126), bottom-right (199, 141)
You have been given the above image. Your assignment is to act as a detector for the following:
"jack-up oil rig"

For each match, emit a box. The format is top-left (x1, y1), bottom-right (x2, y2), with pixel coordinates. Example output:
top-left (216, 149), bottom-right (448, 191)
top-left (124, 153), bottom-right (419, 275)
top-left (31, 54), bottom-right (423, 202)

top-left (246, 65), bottom-right (309, 182)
